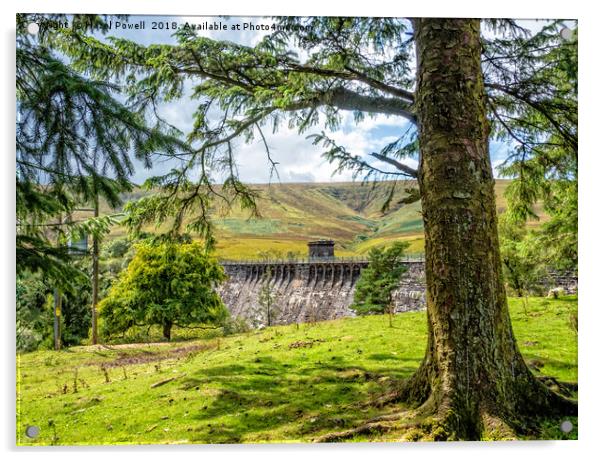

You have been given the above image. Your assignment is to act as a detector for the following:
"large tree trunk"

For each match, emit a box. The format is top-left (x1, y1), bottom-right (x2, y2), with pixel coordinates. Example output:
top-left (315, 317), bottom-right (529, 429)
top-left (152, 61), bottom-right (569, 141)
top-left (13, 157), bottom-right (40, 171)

top-left (400, 18), bottom-right (576, 440)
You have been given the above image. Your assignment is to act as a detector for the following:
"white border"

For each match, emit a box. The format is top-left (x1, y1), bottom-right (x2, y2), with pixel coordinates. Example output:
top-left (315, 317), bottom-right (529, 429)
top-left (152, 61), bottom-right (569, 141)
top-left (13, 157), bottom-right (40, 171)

top-left (3, 1), bottom-right (600, 459)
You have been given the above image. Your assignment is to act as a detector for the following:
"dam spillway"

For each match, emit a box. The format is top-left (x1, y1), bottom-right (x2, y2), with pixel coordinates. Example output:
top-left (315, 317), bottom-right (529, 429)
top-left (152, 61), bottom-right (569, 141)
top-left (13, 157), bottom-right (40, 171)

top-left (215, 238), bottom-right (577, 327)
top-left (217, 257), bottom-right (427, 326)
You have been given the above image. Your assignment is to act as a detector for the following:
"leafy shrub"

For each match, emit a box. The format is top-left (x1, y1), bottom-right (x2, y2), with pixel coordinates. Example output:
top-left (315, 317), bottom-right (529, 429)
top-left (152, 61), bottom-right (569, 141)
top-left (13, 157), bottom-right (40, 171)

top-left (102, 237), bottom-right (130, 259)
top-left (222, 316), bottom-right (251, 336)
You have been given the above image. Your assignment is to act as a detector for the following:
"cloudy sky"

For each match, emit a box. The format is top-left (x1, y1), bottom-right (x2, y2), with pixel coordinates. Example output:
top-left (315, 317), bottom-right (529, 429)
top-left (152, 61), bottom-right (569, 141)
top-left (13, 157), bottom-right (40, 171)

top-left (90, 16), bottom-right (527, 185)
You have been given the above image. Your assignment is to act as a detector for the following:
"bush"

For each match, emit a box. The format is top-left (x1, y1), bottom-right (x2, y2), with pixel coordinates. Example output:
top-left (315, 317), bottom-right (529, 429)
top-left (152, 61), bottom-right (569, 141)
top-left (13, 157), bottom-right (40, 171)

top-left (222, 316), bottom-right (251, 336)
top-left (17, 268), bottom-right (93, 351)
top-left (102, 237), bottom-right (130, 259)
top-left (16, 321), bottom-right (44, 352)
top-left (16, 275), bottom-right (51, 351)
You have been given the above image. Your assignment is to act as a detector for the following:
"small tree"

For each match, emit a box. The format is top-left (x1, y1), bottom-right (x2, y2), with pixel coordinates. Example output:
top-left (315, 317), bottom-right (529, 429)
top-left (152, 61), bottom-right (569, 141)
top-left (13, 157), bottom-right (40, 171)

top-left (99, 241), bottom-right (228, 341)
top-left (253, 265), bottom-right (281, 328)
top-left (351, 242), bottom-right (409, 327)
top-left (250, 250), bottom-right (285, 327)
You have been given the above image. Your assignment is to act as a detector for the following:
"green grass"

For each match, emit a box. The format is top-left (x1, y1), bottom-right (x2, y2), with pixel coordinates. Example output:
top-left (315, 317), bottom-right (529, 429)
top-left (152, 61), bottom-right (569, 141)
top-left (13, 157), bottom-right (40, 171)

top-left (16, 296), bottom-right (577, 445)
top-left (353, 233), bottom-right (426, 255)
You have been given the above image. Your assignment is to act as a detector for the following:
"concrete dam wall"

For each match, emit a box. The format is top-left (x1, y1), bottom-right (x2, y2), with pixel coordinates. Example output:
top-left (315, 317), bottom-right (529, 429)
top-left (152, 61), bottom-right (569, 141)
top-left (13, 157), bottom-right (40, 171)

top-left (216, 240), bottom-right (577, 327)
top-left (218, 259), bottom-right (427, 326)
top-left (217, 260), bottom-right (578, 326)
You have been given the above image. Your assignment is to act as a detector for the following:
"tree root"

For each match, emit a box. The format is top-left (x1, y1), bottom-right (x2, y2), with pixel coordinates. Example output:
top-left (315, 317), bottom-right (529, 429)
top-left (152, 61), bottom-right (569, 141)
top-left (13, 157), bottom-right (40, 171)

top-left (341, 368), bottom-right (579, 442)
top-left (312, 411), bottom-right (416, 443)
top-left (400, 386), bottom-right (577, 441)
top-left (368, 379), bottom-right (575, 440)
top-left (313, 410), bottom-right (425, 443)
top-left (536, 376), bottom-right (578, 398)
top-left (396, 410), bottom-right (519, 442)
top-left (392, 360), bottom-right (578, 439)
top-left (313, 388), bottom-right (577, 443)
top-left (312, 422), bottom-right (395, 443)
top-left (312, 410), bottom-right (518, 443)
top-left (366, 411), bottom-right (411, 423)
top-left (479, 412), bottom-right (517, 440)
top-left (360, 390), bottom-right (403, 409)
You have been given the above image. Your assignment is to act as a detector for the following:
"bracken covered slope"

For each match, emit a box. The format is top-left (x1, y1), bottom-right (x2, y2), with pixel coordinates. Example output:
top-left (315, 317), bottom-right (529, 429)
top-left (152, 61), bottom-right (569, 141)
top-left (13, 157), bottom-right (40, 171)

top-left (100, 180), bottom-right (535, 260)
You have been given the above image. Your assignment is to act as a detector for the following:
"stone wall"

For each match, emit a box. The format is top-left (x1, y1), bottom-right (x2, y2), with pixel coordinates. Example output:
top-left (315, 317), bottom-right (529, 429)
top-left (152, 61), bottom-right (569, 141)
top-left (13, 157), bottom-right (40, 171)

top-left (218, 260), bottom-right (426, 326)
top-left (544, 270), bottom-right (578, 295)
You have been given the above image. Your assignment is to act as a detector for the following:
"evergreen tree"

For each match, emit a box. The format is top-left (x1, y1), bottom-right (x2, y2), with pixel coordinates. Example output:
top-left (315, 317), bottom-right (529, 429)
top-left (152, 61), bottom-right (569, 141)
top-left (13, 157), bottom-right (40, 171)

top-left (351, 242), bottom-right (408, 327)
top-left (498, 214), bottom-right (547, 298)
top-left (492, 25), bottom-right (578, 271)
top-left (16, 14), bottom-right (188, 288)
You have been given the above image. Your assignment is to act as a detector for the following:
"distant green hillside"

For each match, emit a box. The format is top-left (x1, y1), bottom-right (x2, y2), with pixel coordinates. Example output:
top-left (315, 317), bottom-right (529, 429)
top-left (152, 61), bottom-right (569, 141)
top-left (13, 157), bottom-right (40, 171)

top-left (97, 180), bottom-right (542, 260)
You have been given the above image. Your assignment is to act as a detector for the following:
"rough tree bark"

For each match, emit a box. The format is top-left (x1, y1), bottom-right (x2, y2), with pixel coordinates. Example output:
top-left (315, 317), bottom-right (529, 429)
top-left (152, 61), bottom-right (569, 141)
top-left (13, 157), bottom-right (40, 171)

top-left (398, 18), bottom-right (576, 440)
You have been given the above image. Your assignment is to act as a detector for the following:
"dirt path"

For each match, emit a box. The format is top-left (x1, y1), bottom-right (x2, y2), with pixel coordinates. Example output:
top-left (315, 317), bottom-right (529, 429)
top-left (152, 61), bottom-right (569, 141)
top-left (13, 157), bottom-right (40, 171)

top-left (75, 342), bottom-right (176, 351)
top-left (76, 342), bottom-right (216, 368)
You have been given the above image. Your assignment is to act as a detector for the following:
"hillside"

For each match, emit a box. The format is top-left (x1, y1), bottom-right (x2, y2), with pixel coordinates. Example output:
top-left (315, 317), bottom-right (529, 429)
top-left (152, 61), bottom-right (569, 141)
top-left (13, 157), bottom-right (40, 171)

top-left (16, 296), bottom-right (578, 444)
top-left (97, 179), bottom-right (543, 260)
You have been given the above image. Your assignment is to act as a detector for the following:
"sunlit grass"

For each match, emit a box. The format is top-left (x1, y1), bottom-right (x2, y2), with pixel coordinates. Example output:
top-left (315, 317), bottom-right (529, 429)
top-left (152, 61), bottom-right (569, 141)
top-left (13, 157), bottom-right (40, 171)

top-left (17, 296), bottom-right (577, 445)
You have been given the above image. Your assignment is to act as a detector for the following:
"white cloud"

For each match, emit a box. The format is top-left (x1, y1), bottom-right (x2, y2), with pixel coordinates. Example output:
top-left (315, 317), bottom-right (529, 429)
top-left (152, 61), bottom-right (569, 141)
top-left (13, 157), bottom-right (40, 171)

top-left (222, 110), bottom-right (413, 184)
top-left (228, 125), bottom-right (356, 184)
top-left (286, 171), bottom-right (316, 182)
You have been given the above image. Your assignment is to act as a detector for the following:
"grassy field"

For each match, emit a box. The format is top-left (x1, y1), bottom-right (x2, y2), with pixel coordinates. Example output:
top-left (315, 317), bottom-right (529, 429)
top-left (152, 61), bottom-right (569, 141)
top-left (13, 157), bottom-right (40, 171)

top-left (94, 179), bottom-right (546, 260)
top-left (16, 296), bottom-right (577, 445)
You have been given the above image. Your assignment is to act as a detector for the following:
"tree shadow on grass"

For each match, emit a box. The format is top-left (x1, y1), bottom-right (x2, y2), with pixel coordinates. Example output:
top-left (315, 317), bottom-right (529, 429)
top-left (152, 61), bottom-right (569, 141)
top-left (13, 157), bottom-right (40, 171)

top-left (180, 356), bottom-right (417, 443)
